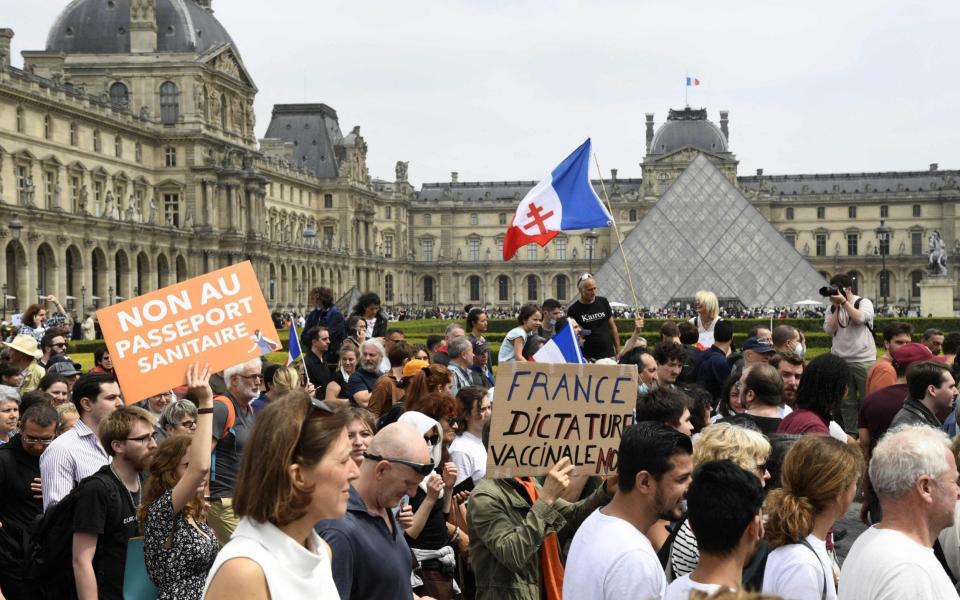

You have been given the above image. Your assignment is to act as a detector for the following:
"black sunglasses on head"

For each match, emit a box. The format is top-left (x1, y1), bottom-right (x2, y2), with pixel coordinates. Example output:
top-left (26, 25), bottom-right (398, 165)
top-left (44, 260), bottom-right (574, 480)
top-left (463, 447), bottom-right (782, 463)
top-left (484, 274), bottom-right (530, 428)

top-left (296, 397), bottom-right (337, 451)
top-left (363, 451), bottom-right (435, 477)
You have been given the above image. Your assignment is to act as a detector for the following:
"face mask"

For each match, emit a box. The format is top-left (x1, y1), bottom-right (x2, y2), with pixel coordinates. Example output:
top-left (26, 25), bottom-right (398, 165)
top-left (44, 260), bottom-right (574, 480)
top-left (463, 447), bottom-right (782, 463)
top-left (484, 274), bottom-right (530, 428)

top-left (638, 382), bottom-right (649, 396)
top-left (793, 343), bottom-right (805, 358)
top-left (548, 319), bottom-right (557, 327)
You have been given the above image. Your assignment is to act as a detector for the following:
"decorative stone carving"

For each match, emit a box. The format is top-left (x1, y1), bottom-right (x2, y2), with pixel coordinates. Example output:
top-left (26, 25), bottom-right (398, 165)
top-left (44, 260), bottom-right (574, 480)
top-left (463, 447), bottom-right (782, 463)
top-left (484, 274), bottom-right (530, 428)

top-left (53, 183), bottom-right (62, 210)
top-left (130, 0), bottom-right (156, 21)
top-left (104, 191), bottom-right (115, 219)
top-left (214, 53), bottom-right (241, 80)
top-left (147, 199), bottom-right (157, 224)
top-left (246, 99), bottom-right (255, 133)
top-left (928, 231), bottom-right (948, 277)
top-left (78, 185), bottom-right (88, 214)
top-left (209, 89), bottom-right (221, 123)
top-left (395, 161), bottom-right (408, 182)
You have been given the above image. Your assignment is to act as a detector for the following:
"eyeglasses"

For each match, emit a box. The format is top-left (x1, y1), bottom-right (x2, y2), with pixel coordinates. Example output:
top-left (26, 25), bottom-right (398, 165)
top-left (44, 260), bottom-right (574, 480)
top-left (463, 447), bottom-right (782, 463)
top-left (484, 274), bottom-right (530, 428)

top-left (127, 432), bottom-right (159, 443)
top-left (238, 373), bottom-right (263, 382)
top-left (178, 419), bottom-right (197, 430)
top-left (52, 343), bottom-right (67, 349)
top-left (22, 435), bottom-right (55, 445)
top-left (363, 451), bottom-right (435, 477)
top-left (445, 417), bottom-right (459, 427)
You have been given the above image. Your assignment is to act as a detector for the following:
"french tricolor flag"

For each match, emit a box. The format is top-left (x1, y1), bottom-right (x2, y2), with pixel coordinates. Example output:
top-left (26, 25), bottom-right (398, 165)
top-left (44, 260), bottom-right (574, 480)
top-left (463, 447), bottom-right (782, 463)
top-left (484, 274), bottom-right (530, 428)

top-left (502, 139), bottom-right (611, 261)
top-left (686, 76), bottom-right (700, 86)
top-left (532, 318), bottom-right (586, 364)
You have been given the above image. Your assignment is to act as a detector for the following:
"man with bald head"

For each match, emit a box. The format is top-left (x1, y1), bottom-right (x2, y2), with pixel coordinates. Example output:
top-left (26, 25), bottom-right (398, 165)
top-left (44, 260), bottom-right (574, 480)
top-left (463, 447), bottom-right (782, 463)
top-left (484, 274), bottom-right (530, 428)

top-left (567, 274), bottom-right (620, 361)
top-left (317, 422), bottom-right (435, 600)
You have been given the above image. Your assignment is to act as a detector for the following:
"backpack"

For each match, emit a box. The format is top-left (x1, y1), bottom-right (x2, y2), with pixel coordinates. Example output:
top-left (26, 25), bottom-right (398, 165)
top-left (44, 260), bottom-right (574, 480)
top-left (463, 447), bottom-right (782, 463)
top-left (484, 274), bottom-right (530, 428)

top-left (26, 469), bottom-right (120, 598)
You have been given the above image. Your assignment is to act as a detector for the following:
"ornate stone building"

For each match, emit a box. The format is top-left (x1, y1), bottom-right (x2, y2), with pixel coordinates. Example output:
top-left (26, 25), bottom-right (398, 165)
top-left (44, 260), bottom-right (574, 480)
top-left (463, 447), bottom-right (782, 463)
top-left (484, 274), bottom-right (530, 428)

top-left (1, 1), bottom-right (957, 314)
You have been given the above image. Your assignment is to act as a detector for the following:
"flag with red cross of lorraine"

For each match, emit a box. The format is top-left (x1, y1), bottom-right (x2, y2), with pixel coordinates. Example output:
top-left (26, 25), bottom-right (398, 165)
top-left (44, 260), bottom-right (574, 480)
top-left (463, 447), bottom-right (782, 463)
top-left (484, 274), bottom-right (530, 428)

top-left (502, 138), bottom-right (611, 261)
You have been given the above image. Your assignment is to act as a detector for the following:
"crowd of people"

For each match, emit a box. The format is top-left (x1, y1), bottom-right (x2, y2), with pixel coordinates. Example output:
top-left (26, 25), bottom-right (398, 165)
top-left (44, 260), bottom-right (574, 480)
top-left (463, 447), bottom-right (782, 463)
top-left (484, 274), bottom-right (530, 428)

top-left (0, 276), bottom-right (958, 599)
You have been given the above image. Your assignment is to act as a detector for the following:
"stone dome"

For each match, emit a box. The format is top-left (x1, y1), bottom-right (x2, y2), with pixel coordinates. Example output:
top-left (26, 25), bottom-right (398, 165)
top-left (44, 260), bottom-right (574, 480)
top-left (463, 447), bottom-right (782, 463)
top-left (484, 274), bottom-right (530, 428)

top-left (650, 107), bottom-right (728, 155)
top-left (46, 0), bottom-right (239, 57)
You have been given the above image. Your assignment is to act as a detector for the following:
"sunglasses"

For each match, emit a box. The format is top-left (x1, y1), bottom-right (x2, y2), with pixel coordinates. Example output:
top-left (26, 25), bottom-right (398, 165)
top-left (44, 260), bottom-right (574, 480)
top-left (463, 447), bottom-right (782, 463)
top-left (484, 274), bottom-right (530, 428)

top-left (296, 397), bottom-right (337, 452)
top-left (363, 451), bottom-right (435, 477)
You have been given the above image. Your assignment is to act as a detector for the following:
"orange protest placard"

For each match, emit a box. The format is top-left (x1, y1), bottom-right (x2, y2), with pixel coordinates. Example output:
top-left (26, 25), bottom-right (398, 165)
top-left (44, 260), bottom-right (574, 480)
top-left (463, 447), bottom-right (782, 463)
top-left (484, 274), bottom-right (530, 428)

top-left (96, 261), bottom-right (280, 404)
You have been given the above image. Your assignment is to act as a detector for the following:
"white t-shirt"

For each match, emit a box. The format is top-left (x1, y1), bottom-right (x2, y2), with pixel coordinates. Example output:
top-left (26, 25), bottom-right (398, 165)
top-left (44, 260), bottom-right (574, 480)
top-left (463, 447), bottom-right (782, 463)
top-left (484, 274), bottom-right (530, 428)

top-left (449, 431), bottom-right (487, 485)
top-left (763, 534), bottom-right (836, 600)
top-left (563, 509), bottom-right (665, 600)
top-left (664, 574), bottom-right (723, 600)
top-left (690, 316), bottom-right (720, 349)
top-left (498, 326), bottom-right (529, 363)
top-left (838, 526), bottom-right (959, 600)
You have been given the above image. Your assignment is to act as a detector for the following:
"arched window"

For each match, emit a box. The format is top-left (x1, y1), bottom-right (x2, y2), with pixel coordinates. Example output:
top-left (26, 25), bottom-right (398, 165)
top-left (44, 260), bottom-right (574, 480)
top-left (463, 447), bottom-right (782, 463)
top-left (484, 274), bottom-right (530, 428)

top-left (423, 276), bottom-right (435, 303)
top-left (911, 271), bottom-right (923, 298)
top-left (468, 275), bottom-right (481, 301)
top-left (527, 275), bottom-right (538, 301)
top-left (555, 275), bottom-right (568, 300)
top-left (109, 82), bottom-right (129, 109)
top-left (498, 275), bottom-right (510, 302)
top-left (160, 82), bottom-right (179, 125)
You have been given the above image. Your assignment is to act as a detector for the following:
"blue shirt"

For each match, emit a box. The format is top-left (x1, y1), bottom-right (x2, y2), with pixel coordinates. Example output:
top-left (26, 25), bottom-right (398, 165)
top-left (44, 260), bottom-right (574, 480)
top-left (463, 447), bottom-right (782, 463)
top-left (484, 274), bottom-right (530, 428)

top-left (316, 486), bottom-right (413, 600)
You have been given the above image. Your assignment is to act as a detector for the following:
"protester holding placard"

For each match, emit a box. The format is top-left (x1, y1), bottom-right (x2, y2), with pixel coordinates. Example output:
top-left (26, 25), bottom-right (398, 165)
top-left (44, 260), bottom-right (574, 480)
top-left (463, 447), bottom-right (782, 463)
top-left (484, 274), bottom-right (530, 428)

top-left (468, 456), bottom-right (615, 600)
top-left (141, 364), bottom-right (219, 599)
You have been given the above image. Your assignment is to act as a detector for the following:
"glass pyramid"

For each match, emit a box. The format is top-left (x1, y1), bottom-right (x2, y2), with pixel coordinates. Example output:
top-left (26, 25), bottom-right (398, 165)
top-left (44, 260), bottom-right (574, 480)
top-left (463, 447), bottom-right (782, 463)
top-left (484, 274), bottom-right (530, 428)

top-left (594, 154), bottom-right (827, 309)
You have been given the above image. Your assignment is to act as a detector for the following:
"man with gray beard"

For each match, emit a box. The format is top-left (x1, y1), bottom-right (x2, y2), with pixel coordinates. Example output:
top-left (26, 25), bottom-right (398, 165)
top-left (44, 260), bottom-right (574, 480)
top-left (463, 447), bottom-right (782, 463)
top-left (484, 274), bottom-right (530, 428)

top-left (347, 339), bottom-right (385, 410)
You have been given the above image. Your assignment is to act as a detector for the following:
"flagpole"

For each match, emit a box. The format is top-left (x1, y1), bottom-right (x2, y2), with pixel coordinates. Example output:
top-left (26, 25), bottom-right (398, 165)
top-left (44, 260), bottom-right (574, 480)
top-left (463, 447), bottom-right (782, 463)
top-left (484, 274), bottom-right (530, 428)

top-left (592, 153), bottom-right (642, 316)
top-left (289, 323), bottom-right (313, 388)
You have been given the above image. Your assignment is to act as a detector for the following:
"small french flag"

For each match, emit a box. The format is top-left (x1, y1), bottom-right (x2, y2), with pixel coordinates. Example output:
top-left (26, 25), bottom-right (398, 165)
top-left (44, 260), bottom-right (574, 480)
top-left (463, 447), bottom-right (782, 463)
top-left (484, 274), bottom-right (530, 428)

top-left (532, 318), bottom-right (585, 364)
top-left (686, 77), bottom-right (700, 86)
top-left (286, 321), bottom-right (302, 367)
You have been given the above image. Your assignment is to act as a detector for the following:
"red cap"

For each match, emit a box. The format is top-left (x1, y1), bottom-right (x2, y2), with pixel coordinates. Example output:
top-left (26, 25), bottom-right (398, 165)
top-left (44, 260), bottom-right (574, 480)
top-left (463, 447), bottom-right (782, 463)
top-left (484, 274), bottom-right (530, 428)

top-left (892, 343), bottom-right (934, 368)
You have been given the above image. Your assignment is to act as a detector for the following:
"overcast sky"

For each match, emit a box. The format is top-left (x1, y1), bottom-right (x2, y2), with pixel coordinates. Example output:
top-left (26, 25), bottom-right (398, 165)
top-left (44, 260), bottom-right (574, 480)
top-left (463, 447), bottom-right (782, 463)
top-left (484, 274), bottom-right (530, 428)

top-left (6, 0), bottom-right (960, 186)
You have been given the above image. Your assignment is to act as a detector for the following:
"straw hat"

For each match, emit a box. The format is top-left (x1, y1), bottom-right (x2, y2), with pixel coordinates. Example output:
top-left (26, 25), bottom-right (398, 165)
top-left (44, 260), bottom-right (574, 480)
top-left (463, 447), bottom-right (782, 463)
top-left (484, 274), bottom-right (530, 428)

top-left (3, 334), bottom-right (43, 358)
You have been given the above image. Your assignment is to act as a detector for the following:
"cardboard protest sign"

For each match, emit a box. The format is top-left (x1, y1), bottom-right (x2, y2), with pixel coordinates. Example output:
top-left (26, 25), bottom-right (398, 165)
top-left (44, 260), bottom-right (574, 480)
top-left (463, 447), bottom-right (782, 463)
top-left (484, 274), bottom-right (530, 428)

top-left (96, 261), bottom-right (279, 404)
top-left (485, 361), bottom-right (638, 478)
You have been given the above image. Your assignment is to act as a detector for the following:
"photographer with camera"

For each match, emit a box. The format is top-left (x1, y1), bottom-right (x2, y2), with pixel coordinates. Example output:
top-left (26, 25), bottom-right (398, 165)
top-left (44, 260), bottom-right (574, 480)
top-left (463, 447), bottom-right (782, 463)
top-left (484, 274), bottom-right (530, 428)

top-left (822, 274), bottom-right (876, 436)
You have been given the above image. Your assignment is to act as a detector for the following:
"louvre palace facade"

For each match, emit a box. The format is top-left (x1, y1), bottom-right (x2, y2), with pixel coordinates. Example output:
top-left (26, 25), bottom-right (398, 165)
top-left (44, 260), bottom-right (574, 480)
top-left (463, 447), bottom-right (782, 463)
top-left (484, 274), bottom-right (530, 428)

top-left (0, 0), bottom-right (957, 314)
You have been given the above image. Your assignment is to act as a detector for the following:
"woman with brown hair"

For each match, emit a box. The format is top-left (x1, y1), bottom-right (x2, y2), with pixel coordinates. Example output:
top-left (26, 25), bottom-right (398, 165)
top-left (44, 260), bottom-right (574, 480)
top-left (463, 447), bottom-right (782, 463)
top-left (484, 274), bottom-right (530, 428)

top-left (405, 363), bottom-right (452, 413)
top-left (762, 435), bottom-right (864, 599)
top-left (203, 390), bottom-right (360, 599)
top-left (344, 405), bottom-right (376, 468)
top-left (19, 296), bottom-right (69, 343)
top-left (324, 343), bottom-right (359, 402)
top-left (141, 364), bottom-right (218, 599)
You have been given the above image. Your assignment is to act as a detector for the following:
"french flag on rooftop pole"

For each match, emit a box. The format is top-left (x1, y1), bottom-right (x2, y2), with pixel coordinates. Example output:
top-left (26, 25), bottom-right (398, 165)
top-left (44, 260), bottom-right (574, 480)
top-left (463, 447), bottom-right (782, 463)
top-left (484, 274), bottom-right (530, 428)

top-left (532, 318), bottom-right (586, 364)
top-left (502, 139), bottom-right (611, 261)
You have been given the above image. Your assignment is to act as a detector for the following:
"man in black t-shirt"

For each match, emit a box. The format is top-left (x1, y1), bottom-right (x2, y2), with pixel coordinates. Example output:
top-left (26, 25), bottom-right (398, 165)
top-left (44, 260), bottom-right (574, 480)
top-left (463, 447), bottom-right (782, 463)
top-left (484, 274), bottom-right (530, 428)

top-left (566, 274), bottom-right (620, 361)
top-left (73, 406), bottom-right (155, 600)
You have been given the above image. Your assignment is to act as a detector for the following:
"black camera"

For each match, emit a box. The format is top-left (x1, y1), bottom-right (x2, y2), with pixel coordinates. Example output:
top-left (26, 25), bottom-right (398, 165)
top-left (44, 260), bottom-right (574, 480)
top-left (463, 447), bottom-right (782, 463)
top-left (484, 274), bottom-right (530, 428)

top-left (819, 286), bottom-right (841, 297)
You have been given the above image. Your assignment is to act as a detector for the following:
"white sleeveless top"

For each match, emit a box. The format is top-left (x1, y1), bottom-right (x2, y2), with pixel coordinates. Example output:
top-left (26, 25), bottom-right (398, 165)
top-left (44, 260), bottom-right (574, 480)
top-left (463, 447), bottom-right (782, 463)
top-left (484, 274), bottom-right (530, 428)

top-left (202, 517), bottom-right (339, 599)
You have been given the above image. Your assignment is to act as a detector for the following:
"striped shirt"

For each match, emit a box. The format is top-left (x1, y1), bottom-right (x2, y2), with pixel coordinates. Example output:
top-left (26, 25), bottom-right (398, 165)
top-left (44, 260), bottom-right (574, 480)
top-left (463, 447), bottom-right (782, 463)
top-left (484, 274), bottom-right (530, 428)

top-left (40, 418), bottom-right (110, 509)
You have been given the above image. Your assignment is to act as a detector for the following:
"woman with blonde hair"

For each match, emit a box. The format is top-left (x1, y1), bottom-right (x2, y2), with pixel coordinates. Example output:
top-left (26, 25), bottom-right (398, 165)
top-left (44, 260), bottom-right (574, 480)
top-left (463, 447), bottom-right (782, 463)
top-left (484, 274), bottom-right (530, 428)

top-left (203, 391), bottom-right (359, 599)
top-left (669, 423), bottom-right (772, 579)
top-left (762, 436), bottom-right (864, 600)
top-left (690, 290), bottom-right (721, 348)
